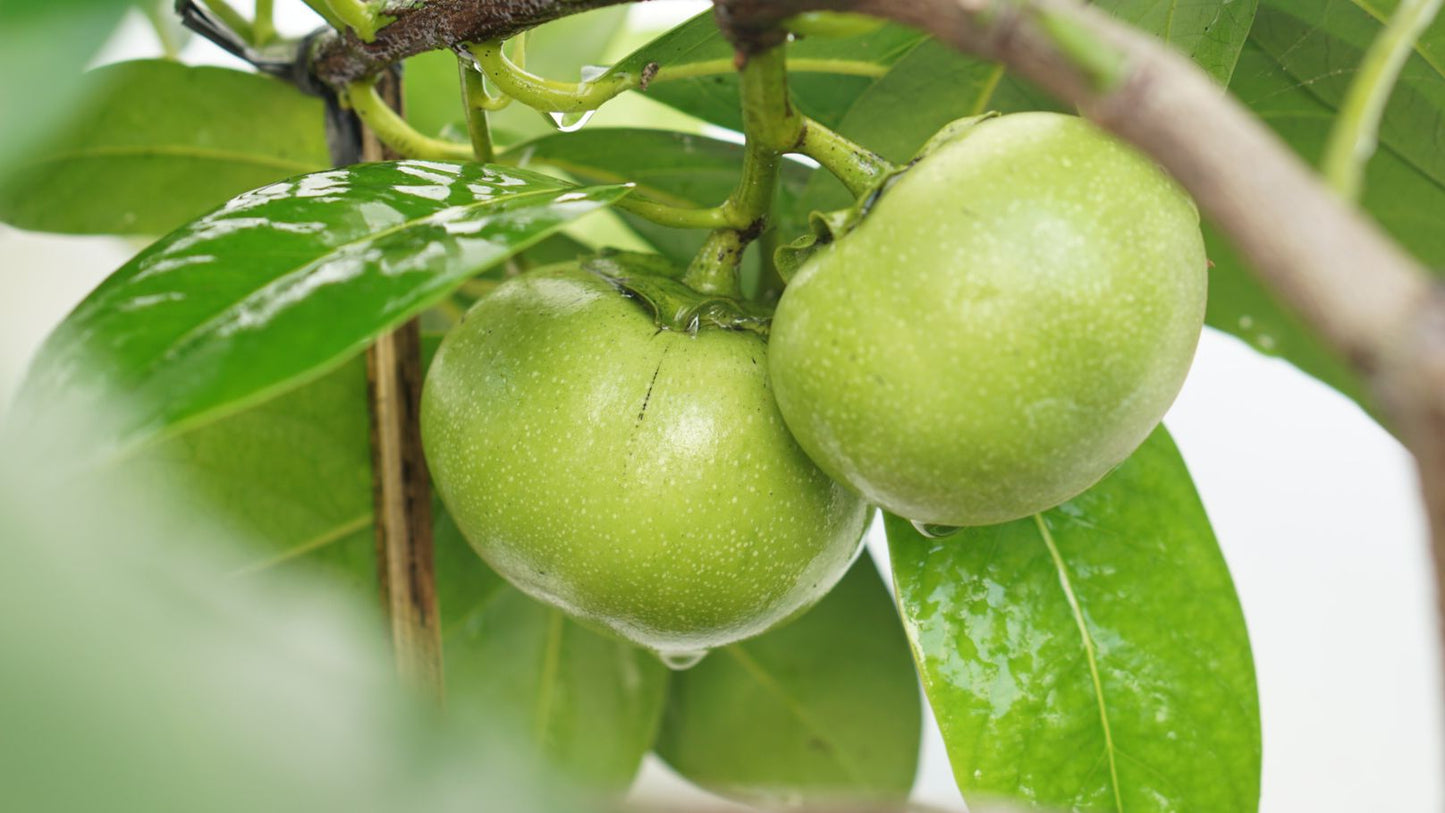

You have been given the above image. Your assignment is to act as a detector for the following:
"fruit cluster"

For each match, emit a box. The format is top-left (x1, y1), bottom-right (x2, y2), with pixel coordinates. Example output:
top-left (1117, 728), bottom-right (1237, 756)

top-left (421, 112), bottom-right (1207, 658)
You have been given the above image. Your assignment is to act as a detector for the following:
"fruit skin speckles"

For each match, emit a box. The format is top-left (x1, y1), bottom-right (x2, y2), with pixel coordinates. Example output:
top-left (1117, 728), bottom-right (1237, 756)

top-left (421, 262), bottom-right (868, 656)
top-left (769, 112), bottom-right (1208, 527)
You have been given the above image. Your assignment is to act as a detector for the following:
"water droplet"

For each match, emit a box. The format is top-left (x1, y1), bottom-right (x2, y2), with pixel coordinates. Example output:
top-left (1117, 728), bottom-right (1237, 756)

top-left (579, 64), bottom-right (610, 82)
top-left (1256, 334), bottom-right (1277, 351)
top-left (910, 520), bottom-right (963, 539)
top-left (545, 109), bottom-right (596, 133)
top-left (657, 648), bottom-right (709, 670)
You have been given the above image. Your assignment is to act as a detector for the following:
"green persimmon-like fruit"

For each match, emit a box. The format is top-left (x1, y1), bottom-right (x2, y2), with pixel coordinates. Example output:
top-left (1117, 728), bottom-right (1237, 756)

top-left (769, 112), bottom-right (1207, 527)
top-left (421, 262), bottom-right (868, 658)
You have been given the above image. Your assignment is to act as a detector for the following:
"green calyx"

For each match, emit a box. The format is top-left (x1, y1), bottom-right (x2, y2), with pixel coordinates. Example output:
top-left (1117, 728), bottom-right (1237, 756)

top-left (582, 253), bottom-right (772, 337)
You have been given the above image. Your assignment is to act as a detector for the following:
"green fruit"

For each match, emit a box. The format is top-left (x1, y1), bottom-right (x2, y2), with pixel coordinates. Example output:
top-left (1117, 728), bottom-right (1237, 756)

top-left (421, 262), bottom-right (868, 658)
top-left (769, 112), bottom-right (1207, 527)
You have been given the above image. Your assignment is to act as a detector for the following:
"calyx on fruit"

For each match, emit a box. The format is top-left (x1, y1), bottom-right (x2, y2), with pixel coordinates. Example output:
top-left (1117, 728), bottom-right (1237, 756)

top-left (768, 111), bottom-right (1208, 527)
top-left (421, 257), bottom-right (868, 658)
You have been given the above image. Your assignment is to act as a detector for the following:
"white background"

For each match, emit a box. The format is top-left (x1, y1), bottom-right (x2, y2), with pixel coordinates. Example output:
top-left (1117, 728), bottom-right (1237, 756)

top-left (1, 2), bottom-right (1440, 810)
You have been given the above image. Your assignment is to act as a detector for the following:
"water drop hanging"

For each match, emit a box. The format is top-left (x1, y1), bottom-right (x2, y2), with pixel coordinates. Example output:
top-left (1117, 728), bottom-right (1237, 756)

top-left (657, 648), bottom-right (709, 671)
top-left (545, 109), bottom-right (596, 133)
top-left (910, 520), bottom-right (963, 539)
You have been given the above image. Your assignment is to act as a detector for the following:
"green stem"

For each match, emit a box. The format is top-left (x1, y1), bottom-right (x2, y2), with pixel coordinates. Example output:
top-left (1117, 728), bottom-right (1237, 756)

top-left (199, 0), bottom-right (254, 44)
top-left (253, 0), bottom-right (276, 46)
top-left (1322, 0), bottom-right (1442, 201)
top-left (797, 118), bottom-right (896, 196)
top-left (683, 46), bottom-right (799, 298)
top-left (142, 3), bottom-right (184, 59)
top-left (469, 41), bottom-right (630, 113)
top-left (616, 197), bottom-right (740, 230)
top-left (327, 0), bottom-right (384, 41)
top-left (299, 0), bottom-right (346, 29)
top-left (458, 56), bottom-right (495, 162)
top-left (658, 56), bottom-right (887, 82)
top-left (346, 78), bottom-right (474, 161)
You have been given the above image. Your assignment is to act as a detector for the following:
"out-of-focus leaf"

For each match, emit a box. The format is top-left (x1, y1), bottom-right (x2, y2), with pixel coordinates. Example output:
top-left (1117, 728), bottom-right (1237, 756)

top-left (1203, 3), bottom-right (1445, 410)
top-left (10, 161), bottom-right (627, 459)
top-left (0, 399), bottom-right (570, 813)
top-left (505, 128), bottom-right (807, 266)
top-left (887, 428), bottom-right (1259, 812)
top-left (0, 60), bottom-right (328, 235)
top-left (655, 554), bottom-right (921, 805)
top-left (0, 0), bottom-right (128, 183)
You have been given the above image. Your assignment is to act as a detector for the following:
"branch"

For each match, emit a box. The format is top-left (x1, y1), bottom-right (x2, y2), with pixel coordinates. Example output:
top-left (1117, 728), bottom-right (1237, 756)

top-left (309, 0), bottom-right (639, 89)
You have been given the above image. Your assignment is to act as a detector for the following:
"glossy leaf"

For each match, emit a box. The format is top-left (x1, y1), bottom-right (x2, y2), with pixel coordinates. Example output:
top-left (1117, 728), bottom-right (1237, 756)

top-left (0, 0), bottom-right (127, 182)
top-left (1202, 4), bottom-right (1445, 410)
top-left (505, 128), bottom-right (808, 266)
top-left (0, 60), bottom-right (329, 236)
top-left (887, 428), bottom-right (1259, 812)
top-left (13, 161), bottom-right (628, 459)
top-left (655, 554), bottom-right (921, 805)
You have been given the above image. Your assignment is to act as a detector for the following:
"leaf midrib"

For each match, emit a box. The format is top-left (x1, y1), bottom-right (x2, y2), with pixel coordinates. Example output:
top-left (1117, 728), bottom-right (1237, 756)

top-left (723, 645), bottom-right (870, 785)
top-left (1035, 513), bottom-right (1125, 812)
top-left (20, 143), bottom-right (323, 174)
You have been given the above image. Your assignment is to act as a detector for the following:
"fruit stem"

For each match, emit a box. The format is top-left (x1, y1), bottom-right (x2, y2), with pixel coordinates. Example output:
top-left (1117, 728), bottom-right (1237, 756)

top-left (345, 76), bottom-right (476, 161)
top-left (683, 44), bottom-right (796, 297)
top-left (467, 40), bottom-right (633, 113)
top-left (458, 55), bottom-right (495, 162)
top-left (796, 118), bottom-right (897, 197)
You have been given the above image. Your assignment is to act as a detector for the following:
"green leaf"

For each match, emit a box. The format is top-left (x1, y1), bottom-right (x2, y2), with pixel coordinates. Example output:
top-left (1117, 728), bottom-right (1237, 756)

top-left (115, 336), bottom-right (667, 791)
top-left (505, 128), bottom-right (808, 266)
top-left (655, 554), bottom-right (921, 805)
top-left (887, 428), bottom-right (1259, 812)
top-left (11, 161), bottom-right (628, 460)
top-left (0, 60), bottom-right (329, 236)
top-left (611, 11), bottom-right (923, 134)
top-left (1203, 4), bottom-right (1445, 410)
top-left (438, 507), bottom-right (670, 791)
top-left (0, 0), bottom-right (128, 183)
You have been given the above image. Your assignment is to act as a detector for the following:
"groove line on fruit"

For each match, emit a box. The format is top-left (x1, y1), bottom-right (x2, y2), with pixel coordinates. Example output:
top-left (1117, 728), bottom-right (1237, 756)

top-left (722, 645), bottom-right (868, 784)
top-left (1035, 513), bottom-right (1124, 812)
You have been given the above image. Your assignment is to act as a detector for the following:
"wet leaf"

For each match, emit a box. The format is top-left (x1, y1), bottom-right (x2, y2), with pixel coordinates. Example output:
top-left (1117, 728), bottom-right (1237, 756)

top-left (11, 161), bottom-right (628, 460)
top-left (655, 554), bottom-right (921, 805)
top-left (0, 60), bottom-right (329, 235)
top-left (887, 428), bottom-right (1259, 811)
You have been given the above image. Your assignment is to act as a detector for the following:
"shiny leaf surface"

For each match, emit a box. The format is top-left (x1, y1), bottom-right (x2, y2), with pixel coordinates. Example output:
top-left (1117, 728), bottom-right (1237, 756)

top-left (0, 60), bottom-right (329, 235)
top-left (14, 161), bottom-right (628, 458)
top-left (655, 554), bottom-right (921, 805)
top-left (887, 428), bottom-right (1259, 811)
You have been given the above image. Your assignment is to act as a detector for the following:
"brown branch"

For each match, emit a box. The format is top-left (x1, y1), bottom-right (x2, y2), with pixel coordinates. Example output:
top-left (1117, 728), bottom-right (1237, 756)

top-left (356, 72), bottom-right (446, 701)
top-left (310, 0), bottom-right (641, 89)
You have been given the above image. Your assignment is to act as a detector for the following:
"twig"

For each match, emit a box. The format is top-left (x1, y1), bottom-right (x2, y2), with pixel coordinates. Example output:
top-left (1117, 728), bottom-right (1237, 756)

top-left (353, 71), bottom-right (445, 701)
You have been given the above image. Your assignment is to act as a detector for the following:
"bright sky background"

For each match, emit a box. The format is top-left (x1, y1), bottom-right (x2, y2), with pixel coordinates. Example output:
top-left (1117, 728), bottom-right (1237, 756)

top-left (0, 2), bottom-right (1440, 810)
